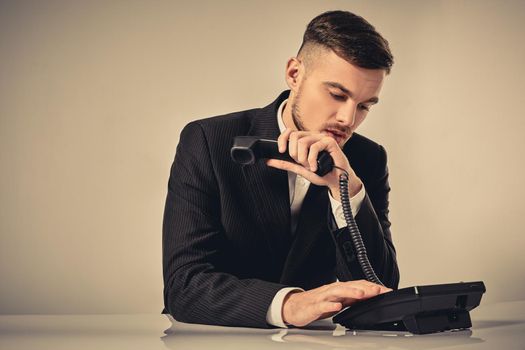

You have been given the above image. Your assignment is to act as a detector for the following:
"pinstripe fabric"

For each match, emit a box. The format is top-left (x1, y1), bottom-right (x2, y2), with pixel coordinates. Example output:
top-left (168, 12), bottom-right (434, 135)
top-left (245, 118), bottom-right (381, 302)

top-left (162, 90), bottom-right (399, 328)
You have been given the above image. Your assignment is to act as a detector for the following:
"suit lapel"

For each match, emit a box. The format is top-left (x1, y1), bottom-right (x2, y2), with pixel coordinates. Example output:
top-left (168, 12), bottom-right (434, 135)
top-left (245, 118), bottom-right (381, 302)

top-left (280, 183), bottom-right (330, 284)
top-left (241, 91), bottom-right (292, 265)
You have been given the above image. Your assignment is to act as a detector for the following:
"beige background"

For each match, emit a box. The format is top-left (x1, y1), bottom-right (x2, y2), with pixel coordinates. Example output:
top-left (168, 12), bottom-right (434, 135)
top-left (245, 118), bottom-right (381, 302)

top-left (1, 0), bottom-right (524, 314)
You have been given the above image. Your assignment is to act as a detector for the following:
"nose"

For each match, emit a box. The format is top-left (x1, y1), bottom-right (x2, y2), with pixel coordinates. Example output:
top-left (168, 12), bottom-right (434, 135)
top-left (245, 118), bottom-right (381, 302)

top-left (336, 101), bottom-right (357, 127)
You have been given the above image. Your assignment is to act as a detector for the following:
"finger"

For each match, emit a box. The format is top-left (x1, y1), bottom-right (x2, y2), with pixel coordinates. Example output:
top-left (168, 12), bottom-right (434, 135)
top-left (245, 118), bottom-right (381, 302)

top-left (277, 128), bottom-right (293, 153)
top-left (266, 158), bottom-right (309, 174)
top-left (321, 134), bottom-right (341, 153)
top-left (266, 159), bottom-right (323, 183)
top-left (365, 285), bottom-right (382, 297)
top-left (356, 283), bottom-right (381, 297)
top-left (307, 139), bottom-right (330, 172)
top-left (379, 286), bottom-right (393, 293)
top-left (355, 280), bottom-right (392, 294)
top-left (297, 135), bottom-right (323, 167)
top-left (324, 294), bottom-right (363, 309)
top-left (327, 285), bottom-right (367, 300)
top-left (355, 280), bottom-right (393, 294)
top-left (287, 131), bottom-right (312, 161)
top-left (329, 283), bottom-right (385, 301)
top-left (317, 301), bottom-right (343, 315)
top-left (288, 131), bottom-right (300, 161)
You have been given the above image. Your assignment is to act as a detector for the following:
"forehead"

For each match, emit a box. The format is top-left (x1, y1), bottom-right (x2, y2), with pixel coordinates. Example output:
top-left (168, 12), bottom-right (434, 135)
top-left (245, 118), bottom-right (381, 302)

top-left (307, 49), bottom-right (386, 97)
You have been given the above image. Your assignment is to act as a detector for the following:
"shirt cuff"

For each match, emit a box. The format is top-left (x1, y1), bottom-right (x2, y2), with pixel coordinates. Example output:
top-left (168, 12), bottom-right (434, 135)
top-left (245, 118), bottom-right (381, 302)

top-left (266, 287), bottom-right (304, 328)
top-left (329, 183), bottom-right (366, 229)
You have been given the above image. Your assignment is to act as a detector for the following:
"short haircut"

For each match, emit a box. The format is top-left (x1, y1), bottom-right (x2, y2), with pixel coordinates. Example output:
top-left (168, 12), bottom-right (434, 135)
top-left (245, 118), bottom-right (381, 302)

top-left (298, 10), bottom-right (394, 74)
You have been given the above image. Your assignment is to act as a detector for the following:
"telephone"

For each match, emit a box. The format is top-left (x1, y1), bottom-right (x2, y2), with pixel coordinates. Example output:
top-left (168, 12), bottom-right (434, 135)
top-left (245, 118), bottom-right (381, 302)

top-left (230, 136), bottom-right (485, 335)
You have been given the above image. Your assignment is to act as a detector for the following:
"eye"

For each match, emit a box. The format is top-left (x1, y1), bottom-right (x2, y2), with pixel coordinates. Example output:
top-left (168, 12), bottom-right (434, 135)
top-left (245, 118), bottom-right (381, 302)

top-left (358, 104), bottom-right (371, 111)
top-left (329, 92), bottom-right (346, 101)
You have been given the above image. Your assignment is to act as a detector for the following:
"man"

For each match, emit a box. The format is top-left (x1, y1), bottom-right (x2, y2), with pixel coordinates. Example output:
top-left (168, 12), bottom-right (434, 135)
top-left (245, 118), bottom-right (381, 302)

top-left (162, 10), bottom-right (399, 328)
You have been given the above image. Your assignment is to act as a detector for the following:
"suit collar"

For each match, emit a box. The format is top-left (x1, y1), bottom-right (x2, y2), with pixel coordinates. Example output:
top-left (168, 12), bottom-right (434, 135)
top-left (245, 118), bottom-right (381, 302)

top-left (247, 90), bottom-right (290, 138)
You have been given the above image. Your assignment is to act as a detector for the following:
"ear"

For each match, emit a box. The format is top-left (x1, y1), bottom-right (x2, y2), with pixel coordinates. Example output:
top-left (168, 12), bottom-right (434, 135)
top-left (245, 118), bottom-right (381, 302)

top-left (284, 57), bottom-right (304, 92)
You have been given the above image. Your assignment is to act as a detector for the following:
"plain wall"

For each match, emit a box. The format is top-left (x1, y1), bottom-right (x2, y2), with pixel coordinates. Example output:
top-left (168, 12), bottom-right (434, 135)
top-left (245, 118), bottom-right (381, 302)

top-left (1, 0), bottom-right (524, 314)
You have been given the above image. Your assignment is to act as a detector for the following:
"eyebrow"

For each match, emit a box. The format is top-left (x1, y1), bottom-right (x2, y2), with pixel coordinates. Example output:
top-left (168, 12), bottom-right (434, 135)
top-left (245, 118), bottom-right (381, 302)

top-left (322, 81), bottom-right (379, 104)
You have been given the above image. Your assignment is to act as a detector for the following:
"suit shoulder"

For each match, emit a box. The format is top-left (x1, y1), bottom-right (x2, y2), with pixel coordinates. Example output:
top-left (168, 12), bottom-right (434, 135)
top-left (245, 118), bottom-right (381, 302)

top-left (345, 132), bottom-right (385, 155)
top-left (191, 107), bottom-right (259, 132)
top-left (344, 133), bottom-right (388, 182)
top-left (179, 108), bottom-right (259, 152)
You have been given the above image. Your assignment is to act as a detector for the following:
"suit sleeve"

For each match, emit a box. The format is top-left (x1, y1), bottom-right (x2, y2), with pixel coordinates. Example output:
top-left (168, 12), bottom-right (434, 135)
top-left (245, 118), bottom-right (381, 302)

top-left (162, 122), bottom-right (286, 328)
top-left (331, 145), bottom-right (400, 289)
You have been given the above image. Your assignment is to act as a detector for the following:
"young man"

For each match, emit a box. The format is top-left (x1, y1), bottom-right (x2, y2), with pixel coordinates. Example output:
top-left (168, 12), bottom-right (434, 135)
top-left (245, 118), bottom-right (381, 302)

top-left (162, 10), bottom-right (399, 328)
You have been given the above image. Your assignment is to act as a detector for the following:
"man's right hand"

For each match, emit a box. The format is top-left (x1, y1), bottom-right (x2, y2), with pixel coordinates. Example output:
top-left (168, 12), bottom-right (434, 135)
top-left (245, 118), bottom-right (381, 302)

top-left (282, 280), bottom-right (392, 327)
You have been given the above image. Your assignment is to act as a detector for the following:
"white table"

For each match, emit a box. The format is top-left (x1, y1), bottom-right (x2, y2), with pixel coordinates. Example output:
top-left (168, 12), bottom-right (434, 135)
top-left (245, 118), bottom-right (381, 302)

top-left (1, 301), bottom-right (523, 349)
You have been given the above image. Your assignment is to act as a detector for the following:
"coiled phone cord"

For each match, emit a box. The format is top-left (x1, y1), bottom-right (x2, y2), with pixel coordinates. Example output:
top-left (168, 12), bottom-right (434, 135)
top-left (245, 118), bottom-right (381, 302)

top-left (334, 166), bottom-right (385, 287)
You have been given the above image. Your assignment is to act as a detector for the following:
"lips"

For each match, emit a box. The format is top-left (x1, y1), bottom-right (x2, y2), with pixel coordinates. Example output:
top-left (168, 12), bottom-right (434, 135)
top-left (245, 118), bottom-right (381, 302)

top-left (324, 128), bottom-right (348, 144)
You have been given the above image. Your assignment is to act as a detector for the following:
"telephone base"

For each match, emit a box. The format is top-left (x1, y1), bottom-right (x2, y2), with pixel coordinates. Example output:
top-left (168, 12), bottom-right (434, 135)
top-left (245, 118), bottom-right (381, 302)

top-left (333, 281), bottom-right (485, 335)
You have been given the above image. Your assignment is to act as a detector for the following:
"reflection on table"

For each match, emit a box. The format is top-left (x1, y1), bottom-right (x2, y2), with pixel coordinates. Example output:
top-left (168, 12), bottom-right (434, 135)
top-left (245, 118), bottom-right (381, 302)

top-left (0, 301), bottom-right (523, 350)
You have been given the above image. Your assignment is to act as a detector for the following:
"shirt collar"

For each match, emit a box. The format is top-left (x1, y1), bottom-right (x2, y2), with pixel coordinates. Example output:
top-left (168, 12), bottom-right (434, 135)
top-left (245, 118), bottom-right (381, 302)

top-left (277, 98), bottom-right (288, 134)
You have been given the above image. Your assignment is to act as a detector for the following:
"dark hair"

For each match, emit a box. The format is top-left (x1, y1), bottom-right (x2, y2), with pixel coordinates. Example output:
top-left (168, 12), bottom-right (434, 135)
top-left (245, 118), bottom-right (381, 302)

top-left (299, 10), bottom-right (393, 73)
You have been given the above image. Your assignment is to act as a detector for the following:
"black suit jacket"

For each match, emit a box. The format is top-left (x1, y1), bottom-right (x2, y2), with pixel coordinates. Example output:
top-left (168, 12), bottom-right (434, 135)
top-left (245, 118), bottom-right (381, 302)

top-left (162, 90), bottom-right (399, 328)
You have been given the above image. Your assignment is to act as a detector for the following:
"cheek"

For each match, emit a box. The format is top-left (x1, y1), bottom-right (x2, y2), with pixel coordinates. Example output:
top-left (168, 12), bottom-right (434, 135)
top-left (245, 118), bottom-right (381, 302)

top-left (301, 90), bottom-right (337, 129)
top-left (353, 113), bottom-right (367, 129)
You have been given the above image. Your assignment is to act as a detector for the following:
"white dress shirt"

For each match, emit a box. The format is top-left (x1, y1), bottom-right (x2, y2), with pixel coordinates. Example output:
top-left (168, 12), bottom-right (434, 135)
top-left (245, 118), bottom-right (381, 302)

top-left (265, 99), bottom-right (366, 327)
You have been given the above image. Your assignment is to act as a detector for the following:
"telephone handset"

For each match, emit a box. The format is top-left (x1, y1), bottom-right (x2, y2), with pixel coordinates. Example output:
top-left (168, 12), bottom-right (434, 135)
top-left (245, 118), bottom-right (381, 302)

top-left (230, 136), bottom-right (334, 176)
top-left (231, 136), bottom-right (485, 334)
